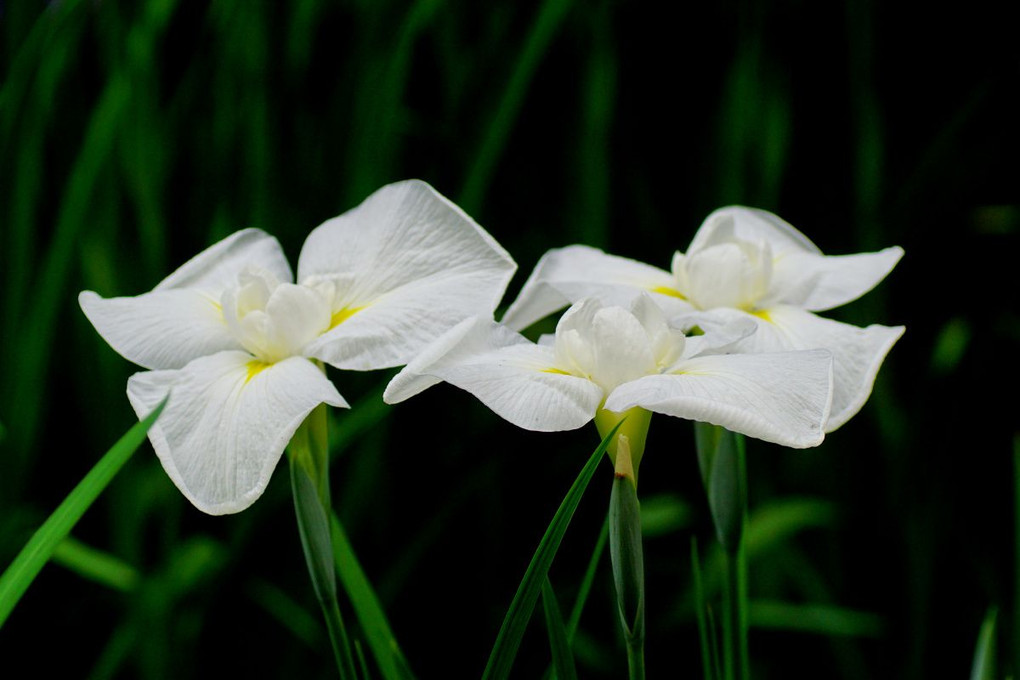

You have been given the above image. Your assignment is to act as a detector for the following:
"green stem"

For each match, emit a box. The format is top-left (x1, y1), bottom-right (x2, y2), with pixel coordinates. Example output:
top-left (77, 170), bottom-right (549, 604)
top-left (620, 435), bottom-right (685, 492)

top-left (695, 424), bottom-right (749, 680)
top-left (289, 405), bottom-right (357, 679)
top-left (625, 635), bottom-right (646, 680)
top-left (609, 435), bottom-right (645, 680)
top-left (723, 544), bottom-right (748, 680)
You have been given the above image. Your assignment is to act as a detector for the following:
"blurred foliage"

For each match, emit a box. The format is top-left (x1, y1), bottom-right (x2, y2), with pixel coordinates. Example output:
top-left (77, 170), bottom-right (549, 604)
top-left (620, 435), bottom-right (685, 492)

top-left (1, 0), bottom-right (1018, 678)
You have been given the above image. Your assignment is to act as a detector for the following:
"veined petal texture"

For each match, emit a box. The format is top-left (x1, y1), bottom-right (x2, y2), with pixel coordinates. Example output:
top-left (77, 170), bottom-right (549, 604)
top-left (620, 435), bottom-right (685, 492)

top-left (79, 289), bottom-right (239, 370)
top-left (692, 206), bottom-right (822, 257)
top-left (127, 352), bottom-right (347, 515)
top-left (385, 316), bottom-right (604, 432)
top-left (298, 180), bottom-right (517, 370)
top-left (604, 349), bottom-right (834, 448)
top-left (770, 247), bottom-right (904, 312)
top-left (155, 228), bottom-right (293, 295)
top-left (501, 245), bottom-right (687, 332)
top-left (738, 306), bottom-right (904, 431)
top-left (79, 229), bottom-right (292, 370)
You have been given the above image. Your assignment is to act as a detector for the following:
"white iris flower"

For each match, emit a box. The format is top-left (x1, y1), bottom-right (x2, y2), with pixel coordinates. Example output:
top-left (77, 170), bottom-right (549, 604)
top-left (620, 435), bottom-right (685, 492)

top-left (80, 180), bottom-right (516, 514)
top-left (501, 206), bottom-right (903, 431)
top-left (384, 295), bottom-right (834, 463)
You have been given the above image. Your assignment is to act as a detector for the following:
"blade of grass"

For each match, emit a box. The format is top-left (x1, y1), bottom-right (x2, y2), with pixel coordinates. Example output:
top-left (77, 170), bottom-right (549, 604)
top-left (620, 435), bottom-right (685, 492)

top-left (331, 513), bottom-right (416, 680)
top-left (542, 577), bottom-right (577, 680)
top-left (5, 67), bottom-right (131, 490)
top-left (459, 0), bottom-right (574, 214)
top-left (0, 397), bottom-right (166, 627)
top-left (970, 607), bottom-right (997, 680)
top-left (290, 452), bottom-right (357, 680)
top-left (691, 537), bottom-right (719, 680)
top-left (247, 578), bottom-right (323, 649)
top-left (481, 421), bottom-right (621, 680)
top-left (51, 535), bottom-right (141, 592)
top-left (566, 513), bottom-right (608, 638)
top-left (748, 600), bottom-right (884, 638)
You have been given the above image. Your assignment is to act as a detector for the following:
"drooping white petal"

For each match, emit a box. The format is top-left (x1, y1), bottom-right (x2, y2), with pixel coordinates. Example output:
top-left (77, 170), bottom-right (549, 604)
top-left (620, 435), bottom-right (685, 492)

top-left (769, 247), bottom-right (904, 312)
top-left (79, 289), bottom-right (240, 370)
top-left (501, 245), bottom-right (688, 332)
top-left (127, 352), bottom-right (347, 515)
top-left (385, 316), bottom-right (604, 432)
top-left (295, 180), bottom-right (515, 370)
top-left (690, 206), bottom-right (821, 257)
top-left (79, 229), bottom-right (293, 371)
top-left (734, 306), bottom-right (904, 431)
top-left (155, 228), bottom-right (293, 295)
top-left (604, 349), bottom-right (833, 448)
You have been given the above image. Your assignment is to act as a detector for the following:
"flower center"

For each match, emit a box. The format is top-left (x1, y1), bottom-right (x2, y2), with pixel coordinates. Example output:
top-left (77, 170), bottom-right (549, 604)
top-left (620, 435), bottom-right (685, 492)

top-left (671, 231), bottom-right (774, 312)
top-left (221, 268), bottom-right (332, 363)
top-left (552, 298), bottom-right (685, 393)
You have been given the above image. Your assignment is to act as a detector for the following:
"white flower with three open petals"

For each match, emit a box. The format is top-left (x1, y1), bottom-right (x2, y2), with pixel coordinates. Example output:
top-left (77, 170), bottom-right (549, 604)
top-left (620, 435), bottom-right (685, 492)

top-left (385, 295), bottom-right (834, 451)
top-left (80, 180), bottom-right (516, 514)
top-left (501, 206), bottom-right (903, 431)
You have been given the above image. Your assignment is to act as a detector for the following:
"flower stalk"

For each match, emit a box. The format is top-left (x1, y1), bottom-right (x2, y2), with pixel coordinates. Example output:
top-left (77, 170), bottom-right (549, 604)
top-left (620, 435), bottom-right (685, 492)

top-left (289, 404), bottom-right (357, 679)
top-left (696, 422), bottom-right (749, 680)
top-left (609, 435), bottom-right (646, 680)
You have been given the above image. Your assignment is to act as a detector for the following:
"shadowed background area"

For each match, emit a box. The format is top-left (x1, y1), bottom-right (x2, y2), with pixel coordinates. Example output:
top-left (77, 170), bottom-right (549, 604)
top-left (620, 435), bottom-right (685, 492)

top-left (1, 1), bottom-right (1017, 677)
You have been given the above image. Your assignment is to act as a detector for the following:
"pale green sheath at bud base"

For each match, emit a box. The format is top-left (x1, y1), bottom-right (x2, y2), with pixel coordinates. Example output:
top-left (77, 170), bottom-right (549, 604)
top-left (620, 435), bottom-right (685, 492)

top-left (608, 435), bottom-right (646, 679)
top-left (595, 406), bottom-right (651, 474)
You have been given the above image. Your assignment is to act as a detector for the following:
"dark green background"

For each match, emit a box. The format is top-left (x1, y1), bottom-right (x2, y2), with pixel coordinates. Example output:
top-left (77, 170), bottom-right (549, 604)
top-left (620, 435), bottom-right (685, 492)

top-left (1, 1), bottom-right (1017, 677)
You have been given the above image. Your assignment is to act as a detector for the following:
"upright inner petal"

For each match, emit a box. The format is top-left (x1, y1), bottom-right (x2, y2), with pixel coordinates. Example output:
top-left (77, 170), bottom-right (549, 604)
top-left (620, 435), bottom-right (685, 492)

top-left (221, 267), bottom-right (332, 363)
top-left (672, 239), bottom-right (773, 311)
top-left (552, 298), bottom-right (687, 394)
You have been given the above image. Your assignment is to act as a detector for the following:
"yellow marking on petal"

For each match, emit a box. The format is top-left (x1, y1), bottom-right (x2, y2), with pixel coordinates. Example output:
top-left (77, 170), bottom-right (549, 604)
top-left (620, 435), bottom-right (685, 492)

top-left (330, 306), bottom-right (365, 330)
top-left (751, 309), bottom-right (773, 323)
top-left (245, 360), bottom-right (270, 384)
top-left (541, 367), bottom-right (571, 375)
top-left (650, 286), bottom-right (686, 300)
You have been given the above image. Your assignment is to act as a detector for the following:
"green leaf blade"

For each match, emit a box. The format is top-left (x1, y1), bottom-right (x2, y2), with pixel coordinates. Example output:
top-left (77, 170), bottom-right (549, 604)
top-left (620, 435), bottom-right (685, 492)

top-left (481, 422), bottom-right (620, 680)
top-left (0, 397), bottom-right (166, 628)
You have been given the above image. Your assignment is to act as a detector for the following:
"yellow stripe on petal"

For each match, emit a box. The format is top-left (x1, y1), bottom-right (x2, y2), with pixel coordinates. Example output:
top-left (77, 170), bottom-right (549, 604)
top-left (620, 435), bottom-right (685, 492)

top-left (542, 367), bottom-right (571, 375)
top-left (329, 306), bottom-right (365, 329)
top-left (650, 286), bottom-right (686, 300)
top-left (245, 360), bottom-right (270, 384)
top-left (751, 309), bottom-right (773, 323)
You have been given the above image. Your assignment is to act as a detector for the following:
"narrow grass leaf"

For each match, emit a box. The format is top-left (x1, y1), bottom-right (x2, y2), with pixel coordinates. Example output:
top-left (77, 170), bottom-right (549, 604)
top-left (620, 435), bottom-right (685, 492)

top-left (481, 421), bottom-right (621, 680)
top-left (0, 397), bottom-right (165, 627)
top-left (748, 600), bottom-right (884, 638)
top-left (460, 0), bottom-right (574, 214)
top-left (691, 537), bottom-right (719, 680)
top-left (970, 607), bottom-right (997, 680)
top-left (566, 513), bottom-right (608, 638)
top-left (695, 423), bottom-right (745, 553)
top-left (247, 578), bottom-right (323, 648)
top-left (6, 68), bottom-right (131, 478)
top-left (541, 577), bottom-right (577, 680)
top-left (331, 513), bottom-right (416, 680)
top-left (290, 455), bottom-right (357, 680)
top-left (52, 535), bottom-right (141, 592)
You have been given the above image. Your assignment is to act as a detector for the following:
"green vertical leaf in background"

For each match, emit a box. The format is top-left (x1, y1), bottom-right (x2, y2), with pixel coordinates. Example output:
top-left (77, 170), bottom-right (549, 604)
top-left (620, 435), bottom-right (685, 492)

top-left (541, 577), bottom-right (577, 680)
top-left (460, 0), bottom-right (574, 214)
top-left (0, 397), bottom-right (166, 628)
top-left (331, 513), bottom-right (416, 680)
top-left (481, 421), bottom-right (620, 680)
top-left (969, 607), bottom-right (997, 680)
top-left (695, 423), bottom-right (746, 553)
